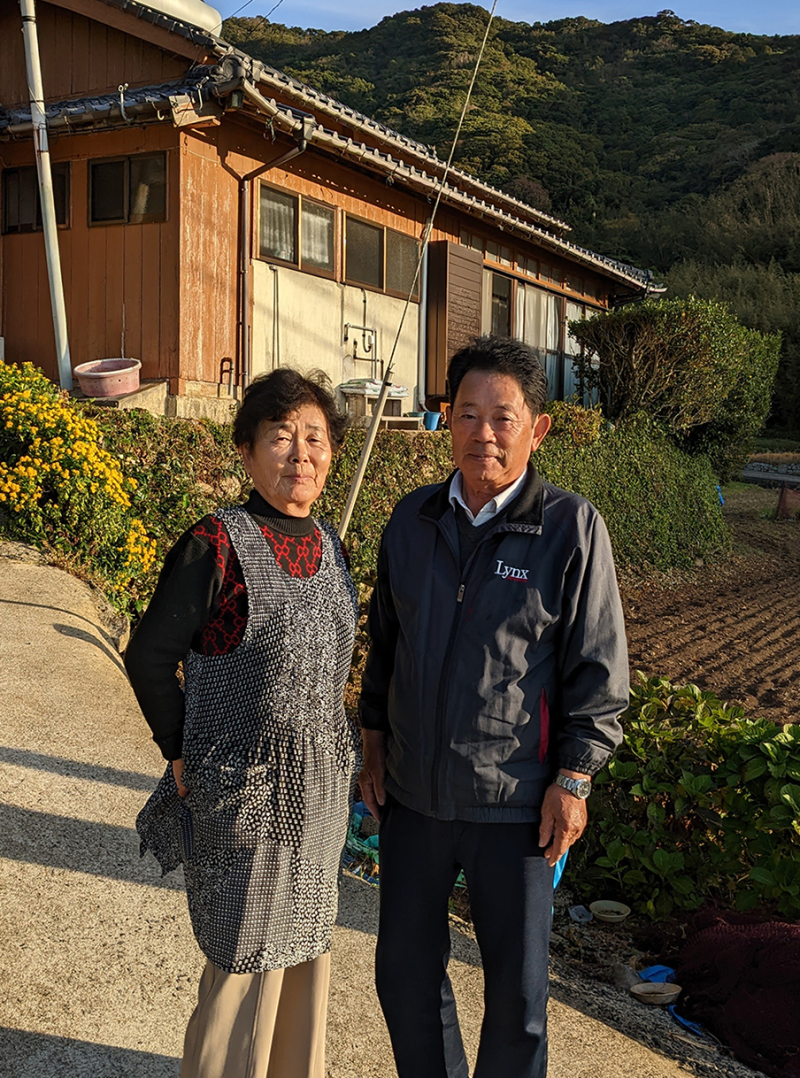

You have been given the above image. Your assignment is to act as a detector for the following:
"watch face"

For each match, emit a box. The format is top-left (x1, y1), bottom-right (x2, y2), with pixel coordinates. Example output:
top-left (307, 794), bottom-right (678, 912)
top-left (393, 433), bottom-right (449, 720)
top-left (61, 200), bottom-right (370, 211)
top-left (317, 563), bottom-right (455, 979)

top-left (576, 779), bottom-right (592, 798)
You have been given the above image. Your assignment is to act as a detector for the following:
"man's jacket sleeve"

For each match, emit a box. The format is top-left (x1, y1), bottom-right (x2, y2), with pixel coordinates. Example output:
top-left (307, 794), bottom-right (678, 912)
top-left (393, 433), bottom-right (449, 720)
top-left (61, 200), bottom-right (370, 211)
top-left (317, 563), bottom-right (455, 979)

top-left (555, 510), bottom-right (629, 775)
top-left (359, 534), bottom-right (399, 733)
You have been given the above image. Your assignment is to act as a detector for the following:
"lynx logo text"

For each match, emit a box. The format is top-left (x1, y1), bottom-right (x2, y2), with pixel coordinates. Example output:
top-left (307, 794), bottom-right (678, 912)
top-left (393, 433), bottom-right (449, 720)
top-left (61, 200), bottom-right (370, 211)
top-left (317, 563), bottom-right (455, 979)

top-left (495, 560), bottom-right (529, 582)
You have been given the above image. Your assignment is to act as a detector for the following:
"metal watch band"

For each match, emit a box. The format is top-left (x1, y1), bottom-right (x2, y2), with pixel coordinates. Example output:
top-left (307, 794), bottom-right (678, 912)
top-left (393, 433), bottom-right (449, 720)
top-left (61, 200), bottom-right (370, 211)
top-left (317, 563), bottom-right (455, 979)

top-left (554, 773), bottom-right (592, 799)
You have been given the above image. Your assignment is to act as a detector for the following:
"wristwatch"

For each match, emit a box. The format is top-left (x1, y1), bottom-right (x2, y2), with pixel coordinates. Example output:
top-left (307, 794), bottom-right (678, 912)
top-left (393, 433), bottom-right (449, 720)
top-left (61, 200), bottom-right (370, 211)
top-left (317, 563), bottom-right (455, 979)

top-left (554, 773), bottom-right (592, 799)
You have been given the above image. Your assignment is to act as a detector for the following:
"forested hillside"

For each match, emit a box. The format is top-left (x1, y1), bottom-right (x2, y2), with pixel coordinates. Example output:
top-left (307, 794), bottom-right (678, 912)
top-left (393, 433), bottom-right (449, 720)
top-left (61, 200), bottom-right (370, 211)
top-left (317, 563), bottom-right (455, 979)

top-left (224, 5), bottom-right (800, 427)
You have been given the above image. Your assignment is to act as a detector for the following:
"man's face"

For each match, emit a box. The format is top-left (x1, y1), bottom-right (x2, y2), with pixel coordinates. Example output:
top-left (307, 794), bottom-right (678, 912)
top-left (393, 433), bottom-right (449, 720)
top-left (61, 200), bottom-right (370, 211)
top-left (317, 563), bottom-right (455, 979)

top-left (446, 369), bottom-right (550, 498)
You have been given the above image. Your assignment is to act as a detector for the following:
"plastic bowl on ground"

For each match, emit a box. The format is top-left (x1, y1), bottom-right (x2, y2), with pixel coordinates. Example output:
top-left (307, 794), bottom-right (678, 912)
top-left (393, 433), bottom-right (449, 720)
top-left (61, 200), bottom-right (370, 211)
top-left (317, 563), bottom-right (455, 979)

top-left (589, 900), bottom-right (631, 924)
top-left (73, 358), bottom-right (141, 397)
top-left (630, 982), bottom-right (682, 1006)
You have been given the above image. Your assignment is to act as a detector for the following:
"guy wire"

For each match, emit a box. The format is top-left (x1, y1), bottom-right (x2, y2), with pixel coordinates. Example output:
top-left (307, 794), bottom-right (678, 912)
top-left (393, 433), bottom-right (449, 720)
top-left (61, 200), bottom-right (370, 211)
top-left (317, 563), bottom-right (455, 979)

top-left (338, 0), bottom-right (500, 539)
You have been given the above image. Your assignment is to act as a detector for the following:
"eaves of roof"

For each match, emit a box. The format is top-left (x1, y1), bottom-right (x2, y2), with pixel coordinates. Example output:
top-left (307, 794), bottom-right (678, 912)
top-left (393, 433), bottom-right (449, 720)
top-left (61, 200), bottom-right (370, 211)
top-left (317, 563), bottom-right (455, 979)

top-left (0, 70), bottom-right (653, 292)
top-left (239, 88), bottom-right (653, 292)
top-left (0, 75), bottom-right (217, 133)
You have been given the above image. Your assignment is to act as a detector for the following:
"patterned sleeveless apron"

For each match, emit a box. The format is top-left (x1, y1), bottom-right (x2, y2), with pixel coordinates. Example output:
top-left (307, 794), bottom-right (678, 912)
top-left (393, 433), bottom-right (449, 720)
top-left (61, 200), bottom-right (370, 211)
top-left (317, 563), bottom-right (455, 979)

top-left (136, 507), bottom-right (359, 974)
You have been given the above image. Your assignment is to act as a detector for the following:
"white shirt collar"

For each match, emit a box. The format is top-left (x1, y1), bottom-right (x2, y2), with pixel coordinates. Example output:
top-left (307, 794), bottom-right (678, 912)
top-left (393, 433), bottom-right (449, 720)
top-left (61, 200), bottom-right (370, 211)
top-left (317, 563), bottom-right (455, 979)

top-left (448, 468), bottom-right (528, 527)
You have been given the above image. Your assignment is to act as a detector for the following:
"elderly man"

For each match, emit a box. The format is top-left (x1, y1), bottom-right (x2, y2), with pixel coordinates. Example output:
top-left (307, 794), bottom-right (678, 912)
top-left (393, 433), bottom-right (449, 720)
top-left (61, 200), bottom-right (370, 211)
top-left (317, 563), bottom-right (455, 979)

top-left (358, 336), bottom-right (629, 1078)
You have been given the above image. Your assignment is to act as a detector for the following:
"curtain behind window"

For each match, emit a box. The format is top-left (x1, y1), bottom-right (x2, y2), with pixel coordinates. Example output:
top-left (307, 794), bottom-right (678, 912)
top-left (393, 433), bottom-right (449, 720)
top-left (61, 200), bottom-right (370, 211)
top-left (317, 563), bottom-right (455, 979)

top-left (301, 201), bottom-right (333, 271)
top-left (260, 188), bottom-right (297, 263)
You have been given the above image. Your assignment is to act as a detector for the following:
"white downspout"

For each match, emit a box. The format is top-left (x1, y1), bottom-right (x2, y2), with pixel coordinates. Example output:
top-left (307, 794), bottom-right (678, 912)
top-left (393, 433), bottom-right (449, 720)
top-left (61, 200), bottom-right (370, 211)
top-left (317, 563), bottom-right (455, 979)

top-left (19, 0), bottom-right (72, 390)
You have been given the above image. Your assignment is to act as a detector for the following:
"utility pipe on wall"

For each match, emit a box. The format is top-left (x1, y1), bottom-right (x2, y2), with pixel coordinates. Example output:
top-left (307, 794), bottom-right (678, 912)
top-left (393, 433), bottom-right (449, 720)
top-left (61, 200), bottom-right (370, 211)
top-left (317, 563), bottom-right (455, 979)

top-left (19, 0), bottom-right (72, 390)
top-left (416, 240), bottom-right (429, 409)
top-left (233, 106), bottom-right (313, 388)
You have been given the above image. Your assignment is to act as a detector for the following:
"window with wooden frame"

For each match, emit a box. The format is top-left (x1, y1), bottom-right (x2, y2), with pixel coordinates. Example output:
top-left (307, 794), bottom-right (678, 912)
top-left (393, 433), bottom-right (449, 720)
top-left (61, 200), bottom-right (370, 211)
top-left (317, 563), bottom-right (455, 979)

top-left (460, 229), bottom-right (483, 254)
top-left (2, 164), bottom-right (70, 234)
top-left (344, 215), bottom-right (420, 299)
top-left (258, 184), bottom-right (336, 277)
top-left (89, 153), bottom-right (166, 225)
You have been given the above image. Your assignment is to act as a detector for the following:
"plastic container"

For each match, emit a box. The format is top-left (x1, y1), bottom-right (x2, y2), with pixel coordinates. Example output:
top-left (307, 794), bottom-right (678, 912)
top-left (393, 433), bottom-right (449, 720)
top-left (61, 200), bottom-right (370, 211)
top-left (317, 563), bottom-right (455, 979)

top-left (589, 900), bottom-right (631, 923)
top-left (630, 982), bottom-right (682, 1006)
top-left (423, 411), bottom-right (441, 431)
top-left (73, 359), bottom-right (141, 397)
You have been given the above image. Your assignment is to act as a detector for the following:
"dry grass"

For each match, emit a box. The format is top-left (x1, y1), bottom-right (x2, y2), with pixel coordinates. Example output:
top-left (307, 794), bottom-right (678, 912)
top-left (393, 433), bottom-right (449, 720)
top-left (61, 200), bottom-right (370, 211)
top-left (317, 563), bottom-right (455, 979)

top-left (749, 451), bottom-right (800, 465)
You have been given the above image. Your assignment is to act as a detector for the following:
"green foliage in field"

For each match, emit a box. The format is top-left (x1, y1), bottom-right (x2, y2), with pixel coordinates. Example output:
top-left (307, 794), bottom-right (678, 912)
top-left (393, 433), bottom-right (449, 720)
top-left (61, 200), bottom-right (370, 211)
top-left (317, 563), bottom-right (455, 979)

top-left (569, 297), bottom-right (781, 480)
top-left (572, 674), bottom-right (800, 920)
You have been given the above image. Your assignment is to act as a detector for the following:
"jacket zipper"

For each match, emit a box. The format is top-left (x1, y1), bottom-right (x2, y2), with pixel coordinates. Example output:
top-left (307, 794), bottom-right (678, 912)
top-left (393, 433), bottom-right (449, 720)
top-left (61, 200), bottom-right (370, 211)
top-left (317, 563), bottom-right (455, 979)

top-left (430, 577), bottom-right (467, 814)
top-left (427, 518), bottom-right (541, 815)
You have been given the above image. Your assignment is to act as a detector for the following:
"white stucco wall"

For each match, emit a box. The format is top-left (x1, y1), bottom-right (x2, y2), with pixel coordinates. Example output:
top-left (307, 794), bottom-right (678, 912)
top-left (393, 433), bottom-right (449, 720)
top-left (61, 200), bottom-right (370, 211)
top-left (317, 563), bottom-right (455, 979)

top-left (251, 262), bottom-right (420, 409)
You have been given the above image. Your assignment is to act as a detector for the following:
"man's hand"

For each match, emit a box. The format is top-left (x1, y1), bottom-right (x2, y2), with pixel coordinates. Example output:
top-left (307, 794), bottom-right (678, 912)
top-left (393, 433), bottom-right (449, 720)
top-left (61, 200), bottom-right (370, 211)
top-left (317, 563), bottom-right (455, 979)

top-left (360, 730), bottom-right (387, 822)
top-left (172, 758), bottom-right (189, 799)
top-left (538, 772), bottom-right (590, 867)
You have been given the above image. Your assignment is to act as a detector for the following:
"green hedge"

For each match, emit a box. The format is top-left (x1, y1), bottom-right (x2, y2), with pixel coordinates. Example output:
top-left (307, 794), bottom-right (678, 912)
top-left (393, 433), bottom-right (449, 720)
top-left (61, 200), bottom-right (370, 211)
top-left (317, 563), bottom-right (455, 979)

top-left (316, 407), bottom-right (729, 589)
top-left (0, 393), bottom-right (727, 613)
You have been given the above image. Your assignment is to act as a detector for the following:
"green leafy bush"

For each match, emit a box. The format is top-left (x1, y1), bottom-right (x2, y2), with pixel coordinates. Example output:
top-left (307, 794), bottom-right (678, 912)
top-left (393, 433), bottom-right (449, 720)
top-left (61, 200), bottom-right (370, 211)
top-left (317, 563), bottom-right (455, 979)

top-left (569, 297), bottom-right (781, 481)
top-left (571, 674), bottom-right (800, 920)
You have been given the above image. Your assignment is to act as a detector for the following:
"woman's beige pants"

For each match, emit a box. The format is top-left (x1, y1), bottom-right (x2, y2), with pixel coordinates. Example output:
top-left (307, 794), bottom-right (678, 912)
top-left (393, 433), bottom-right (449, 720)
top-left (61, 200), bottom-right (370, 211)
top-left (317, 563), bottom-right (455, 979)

top-left (180, 952), bottom-right (330, 1078)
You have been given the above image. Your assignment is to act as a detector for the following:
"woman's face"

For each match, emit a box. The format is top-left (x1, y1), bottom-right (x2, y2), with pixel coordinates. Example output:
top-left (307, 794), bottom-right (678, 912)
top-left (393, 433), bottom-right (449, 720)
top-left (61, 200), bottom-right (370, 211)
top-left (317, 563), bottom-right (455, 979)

top-left (240, 404), bottom-right (332, 517)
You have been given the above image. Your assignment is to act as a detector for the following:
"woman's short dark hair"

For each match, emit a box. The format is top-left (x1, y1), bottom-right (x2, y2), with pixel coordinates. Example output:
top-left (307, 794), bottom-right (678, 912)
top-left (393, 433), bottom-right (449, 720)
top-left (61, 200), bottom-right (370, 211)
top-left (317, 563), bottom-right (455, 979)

top-left (447, 335), bottom-right (548, 416)
top-left (233, 368), bottom-right (348, 451)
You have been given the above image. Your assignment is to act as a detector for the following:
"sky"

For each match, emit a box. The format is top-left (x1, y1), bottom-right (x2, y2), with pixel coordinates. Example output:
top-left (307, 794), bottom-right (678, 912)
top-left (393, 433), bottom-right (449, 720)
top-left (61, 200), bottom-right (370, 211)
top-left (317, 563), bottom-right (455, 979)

top-left (211, 0), bottom-right (800, 37)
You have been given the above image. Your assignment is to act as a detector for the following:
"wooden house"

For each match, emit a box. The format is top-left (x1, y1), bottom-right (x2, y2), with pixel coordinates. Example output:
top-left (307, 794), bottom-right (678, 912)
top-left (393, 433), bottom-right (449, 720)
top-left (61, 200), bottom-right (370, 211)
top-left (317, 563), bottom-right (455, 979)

top-left (0, 0), bottom-right (653, 417)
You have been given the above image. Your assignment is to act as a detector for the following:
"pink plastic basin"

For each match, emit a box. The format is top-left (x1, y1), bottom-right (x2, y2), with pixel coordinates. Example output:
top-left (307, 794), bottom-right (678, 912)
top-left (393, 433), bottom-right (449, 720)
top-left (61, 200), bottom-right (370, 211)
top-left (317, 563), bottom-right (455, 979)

top-left (73, 358), bottom-right (141, 398)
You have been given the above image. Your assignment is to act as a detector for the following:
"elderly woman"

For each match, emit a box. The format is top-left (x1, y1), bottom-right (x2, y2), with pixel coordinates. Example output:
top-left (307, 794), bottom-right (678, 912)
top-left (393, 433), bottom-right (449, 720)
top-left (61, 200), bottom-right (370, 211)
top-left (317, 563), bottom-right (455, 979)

top-left (125, 369), bottom-right (358, 1078)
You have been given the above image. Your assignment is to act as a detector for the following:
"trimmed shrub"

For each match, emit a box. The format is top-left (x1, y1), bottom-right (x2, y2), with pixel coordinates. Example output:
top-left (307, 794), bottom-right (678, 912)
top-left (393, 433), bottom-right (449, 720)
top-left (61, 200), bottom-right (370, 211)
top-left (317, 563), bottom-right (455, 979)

top-left (569, 297), bottom-right (781, 480)
top-left (571, 674), bottom-right (800, 920)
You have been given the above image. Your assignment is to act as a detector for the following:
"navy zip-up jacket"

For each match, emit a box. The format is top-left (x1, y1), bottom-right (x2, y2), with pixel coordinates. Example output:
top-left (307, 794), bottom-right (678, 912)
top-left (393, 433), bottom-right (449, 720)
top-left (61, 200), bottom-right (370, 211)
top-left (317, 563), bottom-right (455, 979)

top-left (359, 465), bottom-right (629, 822)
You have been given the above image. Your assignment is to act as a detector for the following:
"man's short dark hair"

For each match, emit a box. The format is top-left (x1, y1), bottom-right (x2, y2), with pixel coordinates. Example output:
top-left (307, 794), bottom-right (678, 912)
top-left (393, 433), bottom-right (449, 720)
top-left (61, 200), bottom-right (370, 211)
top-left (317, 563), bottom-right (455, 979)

top-left (447, 336), bottom-right (548, 416)
top-left (233, 368), bottom-right (348, 451)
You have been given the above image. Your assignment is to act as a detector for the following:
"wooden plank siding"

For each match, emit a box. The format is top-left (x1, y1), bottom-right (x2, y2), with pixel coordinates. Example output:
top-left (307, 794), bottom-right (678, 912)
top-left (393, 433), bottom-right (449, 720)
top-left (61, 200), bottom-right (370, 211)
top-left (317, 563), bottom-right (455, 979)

top-left (425, 241), bottom-right (482, 402)
top-left (0, 0), bottom-right (194, 109)
top-left (177, 130), bottom-right (240, 388)
top-left (0, 125), bottom-right (180, 384)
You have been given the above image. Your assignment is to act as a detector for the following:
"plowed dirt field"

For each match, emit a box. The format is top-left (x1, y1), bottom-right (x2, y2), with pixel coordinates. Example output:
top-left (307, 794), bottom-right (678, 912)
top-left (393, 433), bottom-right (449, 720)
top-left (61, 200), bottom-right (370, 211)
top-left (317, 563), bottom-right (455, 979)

top-left (622, 484), bottom-right (800, 726)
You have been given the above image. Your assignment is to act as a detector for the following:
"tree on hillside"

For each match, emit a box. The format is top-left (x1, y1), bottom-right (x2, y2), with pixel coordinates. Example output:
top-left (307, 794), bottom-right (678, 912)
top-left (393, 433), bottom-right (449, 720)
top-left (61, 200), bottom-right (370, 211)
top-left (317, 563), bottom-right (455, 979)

top-left (569, 297), bottom-right (781, 478)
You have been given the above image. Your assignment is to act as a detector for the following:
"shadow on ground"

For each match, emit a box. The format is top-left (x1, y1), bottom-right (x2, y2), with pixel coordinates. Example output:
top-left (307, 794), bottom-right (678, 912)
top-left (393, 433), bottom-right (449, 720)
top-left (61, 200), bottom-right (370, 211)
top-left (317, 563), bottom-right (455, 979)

top-left (0, 1028), bottom-right (179, 1078)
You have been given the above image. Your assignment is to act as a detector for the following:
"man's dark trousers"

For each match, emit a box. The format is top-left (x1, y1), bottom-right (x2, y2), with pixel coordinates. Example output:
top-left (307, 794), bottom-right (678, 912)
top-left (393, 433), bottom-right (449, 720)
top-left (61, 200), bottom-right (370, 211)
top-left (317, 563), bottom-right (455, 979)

top-left (376, 798), bottom-right (555, 1078)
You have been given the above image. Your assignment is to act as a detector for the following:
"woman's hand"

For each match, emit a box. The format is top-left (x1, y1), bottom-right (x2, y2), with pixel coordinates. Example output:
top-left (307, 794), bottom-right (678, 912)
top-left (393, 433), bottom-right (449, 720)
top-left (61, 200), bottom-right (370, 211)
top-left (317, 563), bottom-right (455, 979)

top-left (172, 758), bottom-right (189, 799)
top-left (359, 730), bottom-right (387, 822)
